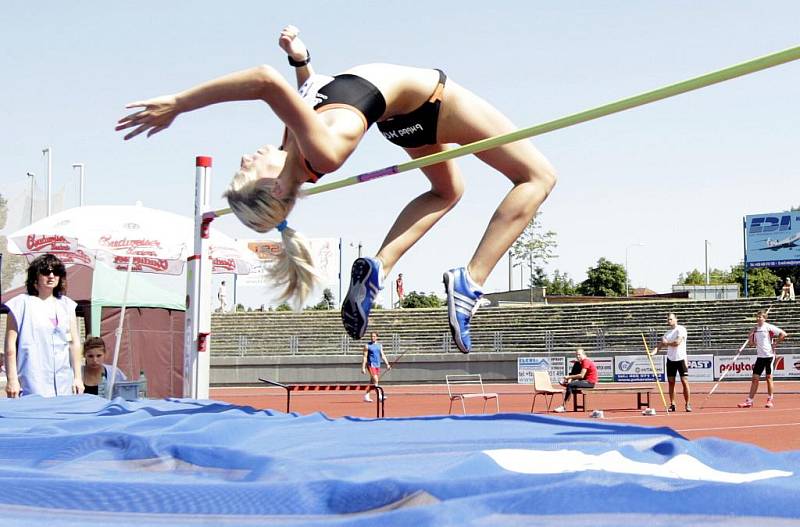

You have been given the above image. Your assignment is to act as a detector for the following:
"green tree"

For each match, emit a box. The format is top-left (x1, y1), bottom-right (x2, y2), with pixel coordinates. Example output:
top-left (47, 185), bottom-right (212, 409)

top-left (677, 268), bottom-right (730, 285)
top-left (578, 258), bottom-right (626, 296)
top-left (729, 264), bottom-right (780, 297)
top-left (0, 193), bottom-right (27, 289)
top-left (401, 291), bottom-right (443, 308)
top-left (309, 288), bottom-right (335, 310)
top-left (544, 269), bottom-right (578, 295)
top-left (275, 302), bottom-right (292, 312)
top-left (530, 266), bottom-right (548, 287)
top-left (510, 212), bottom-right (558, 288)
top-left (676, 263), bottom-right (789, 297)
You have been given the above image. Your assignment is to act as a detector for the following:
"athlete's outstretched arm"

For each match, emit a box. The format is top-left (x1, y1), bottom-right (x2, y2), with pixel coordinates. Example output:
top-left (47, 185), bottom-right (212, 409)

top-left (115, 65), bottom-right (357, 173)
top-left (278, 25), bottom-right (314, 87)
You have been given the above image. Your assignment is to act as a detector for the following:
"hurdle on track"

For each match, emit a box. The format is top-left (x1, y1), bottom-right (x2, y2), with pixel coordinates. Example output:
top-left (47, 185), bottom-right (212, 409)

top-left (185, 46), bottom-right (799, 398)
top-left (259, 378), bottom-right (386, 417)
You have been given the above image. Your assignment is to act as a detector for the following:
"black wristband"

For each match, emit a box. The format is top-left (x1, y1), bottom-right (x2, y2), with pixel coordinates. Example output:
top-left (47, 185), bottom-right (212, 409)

top-left (288, 51), bottom-right (311, 67)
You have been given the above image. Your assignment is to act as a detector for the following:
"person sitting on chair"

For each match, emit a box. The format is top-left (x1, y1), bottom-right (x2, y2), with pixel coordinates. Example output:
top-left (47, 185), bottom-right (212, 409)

top-left (779, 277), bottom-right (795, 301)
top-left (554, 348), bottom-right (597, 413)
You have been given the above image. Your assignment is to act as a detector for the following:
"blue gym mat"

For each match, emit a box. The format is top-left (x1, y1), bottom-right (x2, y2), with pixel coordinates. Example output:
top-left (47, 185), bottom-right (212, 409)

top-left (0, 395), bottom-right (797, 526)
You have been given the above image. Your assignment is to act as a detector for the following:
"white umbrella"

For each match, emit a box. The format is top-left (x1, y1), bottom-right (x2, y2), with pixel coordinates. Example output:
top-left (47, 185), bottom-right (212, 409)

top-left (8, 205), bottom-right (258, 398)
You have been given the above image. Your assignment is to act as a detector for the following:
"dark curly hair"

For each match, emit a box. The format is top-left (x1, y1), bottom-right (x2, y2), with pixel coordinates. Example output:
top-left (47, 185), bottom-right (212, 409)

top-left (25, 253), bottom-right (67, 298)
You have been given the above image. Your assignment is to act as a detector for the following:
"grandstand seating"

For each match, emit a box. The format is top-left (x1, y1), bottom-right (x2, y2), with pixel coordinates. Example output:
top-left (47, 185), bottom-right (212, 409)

top-left (209, 298), bottom-right (799, 357)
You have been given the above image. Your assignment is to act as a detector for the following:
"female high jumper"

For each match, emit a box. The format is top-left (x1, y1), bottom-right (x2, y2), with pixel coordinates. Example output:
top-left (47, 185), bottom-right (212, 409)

top-left (116, 25), bottom-right (556, 353)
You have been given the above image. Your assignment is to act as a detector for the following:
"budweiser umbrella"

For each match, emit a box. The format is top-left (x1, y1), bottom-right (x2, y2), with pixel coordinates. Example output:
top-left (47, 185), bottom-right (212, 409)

top-left (8, 205), bottom-right (257, 397)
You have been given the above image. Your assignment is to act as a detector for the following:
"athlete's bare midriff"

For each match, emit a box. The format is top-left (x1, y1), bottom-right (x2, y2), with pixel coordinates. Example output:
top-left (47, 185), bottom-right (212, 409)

top-left (344, 63), bottom-right (443, 119)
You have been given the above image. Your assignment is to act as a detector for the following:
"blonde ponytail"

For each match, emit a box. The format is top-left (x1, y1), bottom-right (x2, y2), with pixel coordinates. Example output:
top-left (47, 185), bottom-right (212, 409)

top-left (224, 167), bottom-right (320, 308)
top-left (271, 223), bottom-right (321, 309)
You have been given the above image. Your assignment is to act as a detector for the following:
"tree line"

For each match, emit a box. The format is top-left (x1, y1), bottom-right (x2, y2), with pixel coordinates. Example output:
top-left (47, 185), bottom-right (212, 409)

top-left (2, 193), bottom-right (796, 308)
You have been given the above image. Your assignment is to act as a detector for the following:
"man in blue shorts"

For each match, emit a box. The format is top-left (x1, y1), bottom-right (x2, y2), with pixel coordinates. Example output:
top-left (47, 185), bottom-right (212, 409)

top-left (361, 332), bottom-right (391, 402)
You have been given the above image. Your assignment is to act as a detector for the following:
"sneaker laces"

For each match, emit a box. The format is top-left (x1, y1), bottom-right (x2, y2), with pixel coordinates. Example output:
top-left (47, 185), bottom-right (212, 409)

top-left (468, 297), bottom-right (489, 317)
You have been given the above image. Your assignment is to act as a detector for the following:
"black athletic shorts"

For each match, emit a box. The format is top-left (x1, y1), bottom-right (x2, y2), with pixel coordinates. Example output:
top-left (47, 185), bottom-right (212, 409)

top-left (752, 356), bottom-right (775, 376)
top-left (666, 358), bottom-right (689, 378)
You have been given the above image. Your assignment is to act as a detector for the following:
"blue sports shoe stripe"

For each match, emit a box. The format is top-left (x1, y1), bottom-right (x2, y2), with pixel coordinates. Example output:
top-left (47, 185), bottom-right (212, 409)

top-left (444, 267), bottom-right (483, 354)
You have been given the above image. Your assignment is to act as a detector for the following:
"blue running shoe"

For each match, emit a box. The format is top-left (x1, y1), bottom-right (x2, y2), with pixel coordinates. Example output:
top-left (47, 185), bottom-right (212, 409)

top-left (342, 257), bottom-right (383, 339)
top-left (443, 267), bottom-right (483, 353)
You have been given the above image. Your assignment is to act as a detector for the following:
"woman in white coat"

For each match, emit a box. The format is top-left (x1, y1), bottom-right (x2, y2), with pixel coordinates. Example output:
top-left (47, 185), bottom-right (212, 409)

top-left (4, 254), bottom-right (83, 397)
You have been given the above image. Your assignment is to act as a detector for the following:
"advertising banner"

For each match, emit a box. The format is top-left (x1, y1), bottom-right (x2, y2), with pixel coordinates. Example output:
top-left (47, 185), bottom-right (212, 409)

top-left (518, 356), bottom-right (566, 385)
top-left (238, 237), bottom-right (339, 286)
top-left (591, 357), bottom-right (615, 382)
top-left (781, 354), bottom-right (800, 378)
top-left (717, 354), bottom-right (800, 379)
top-left (687, 354), bottom-right (715, 381)
top-left (715, 355), bottom-right (757, 379)
top-left (745, 211), bottom-right (800, 268)
top-left (614, 355), bottom-right (665, 382)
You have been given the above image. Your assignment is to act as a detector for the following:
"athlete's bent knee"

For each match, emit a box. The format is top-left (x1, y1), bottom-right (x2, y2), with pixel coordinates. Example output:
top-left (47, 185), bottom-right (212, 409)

top-left (431, 181), bottom-right (464, 206)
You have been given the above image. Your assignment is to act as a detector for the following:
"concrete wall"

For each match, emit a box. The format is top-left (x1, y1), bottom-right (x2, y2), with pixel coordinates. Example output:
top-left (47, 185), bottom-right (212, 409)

top-left (211, 353), bottom-right (523, 386)
top-left (209, 347), bottom-right (800, 386)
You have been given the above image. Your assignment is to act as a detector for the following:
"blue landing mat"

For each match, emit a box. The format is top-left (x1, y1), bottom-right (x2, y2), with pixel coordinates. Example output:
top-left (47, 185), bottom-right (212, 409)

top-left (0, 395), bottom-right (798, 526)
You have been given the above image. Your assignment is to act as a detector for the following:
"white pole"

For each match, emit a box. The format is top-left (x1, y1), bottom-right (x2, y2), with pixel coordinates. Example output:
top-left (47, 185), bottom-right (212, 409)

top-left (72, 163), bottom-right (85, 206)
top-left (508, 251), bottom-right (512, 291)
top-left (185, 156), bottom-right (213, 399)
top-left (625, 251), bottom-right (629, 297)
top-left (26, 172), bottom-right (35, 224)
top-left (704, 240), bottom-right (710, 285)
top-left (107, 255), bottom-right (134, 399)
top-left (338, 238), bottom-right (343, 308)
top-left (42, 147), bottom-right (52, 216)
top-left (625, 243), bottom-right (645, 297)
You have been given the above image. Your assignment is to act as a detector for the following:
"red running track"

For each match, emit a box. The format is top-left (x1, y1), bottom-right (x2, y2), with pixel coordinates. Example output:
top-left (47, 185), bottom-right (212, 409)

top-left (211, 380), bottom-right (800, 452)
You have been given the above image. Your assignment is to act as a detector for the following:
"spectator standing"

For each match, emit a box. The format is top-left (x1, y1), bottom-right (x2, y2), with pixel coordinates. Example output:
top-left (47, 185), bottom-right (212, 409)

top-left (3, 254), bottom-right (83, 397)
top-left (653, 312), bottom-right (691, 412)
top-left (738, 310), bottom-right (787, 408)
top-left (395, 273), bottom-right (405, 308)
top-left (218, 280), bottom-right (229, 312)
top-left (361, 332), bottom-right (391, 402)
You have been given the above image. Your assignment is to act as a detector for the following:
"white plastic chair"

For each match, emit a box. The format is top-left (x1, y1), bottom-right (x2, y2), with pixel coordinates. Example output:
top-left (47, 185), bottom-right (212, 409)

top-left (446, 374), bottom-right (500, 415)
top-left (530, 370), bottom-right (563, 413)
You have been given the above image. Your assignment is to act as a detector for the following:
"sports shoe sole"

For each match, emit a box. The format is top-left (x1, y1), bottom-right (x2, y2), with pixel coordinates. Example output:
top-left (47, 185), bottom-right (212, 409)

top-left (443, 270), bottom-right (470, 354)
top-left (341, 258), bottom-right (374, 339)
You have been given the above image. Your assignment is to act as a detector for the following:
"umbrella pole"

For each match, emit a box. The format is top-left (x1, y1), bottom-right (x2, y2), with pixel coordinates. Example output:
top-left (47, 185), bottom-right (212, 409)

top-left (107, 256), bottom-right (134, 399)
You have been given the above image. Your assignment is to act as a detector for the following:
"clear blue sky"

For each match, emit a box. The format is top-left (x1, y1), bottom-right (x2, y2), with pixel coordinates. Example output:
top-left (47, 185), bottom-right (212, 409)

top-left (1, 1), bottom-right (798, 307)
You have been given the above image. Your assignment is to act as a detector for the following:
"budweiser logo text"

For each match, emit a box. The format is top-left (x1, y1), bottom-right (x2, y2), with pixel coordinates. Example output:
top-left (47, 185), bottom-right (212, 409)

top-left (113, 255), bottom-right (170, 272)
top-left (99, 236), bottom-right (162, 250)
top-left (27, 234), bottom-right (71, 252)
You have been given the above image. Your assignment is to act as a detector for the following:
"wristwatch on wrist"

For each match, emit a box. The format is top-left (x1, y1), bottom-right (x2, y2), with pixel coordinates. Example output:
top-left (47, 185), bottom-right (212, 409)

top-left (288, 50), bottom-right (311, 67)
